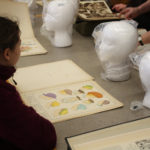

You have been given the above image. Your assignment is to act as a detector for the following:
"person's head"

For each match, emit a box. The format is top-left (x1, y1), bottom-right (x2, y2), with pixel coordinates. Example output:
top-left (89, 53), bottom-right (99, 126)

top-left (0, 16), bottom-right (21, 66)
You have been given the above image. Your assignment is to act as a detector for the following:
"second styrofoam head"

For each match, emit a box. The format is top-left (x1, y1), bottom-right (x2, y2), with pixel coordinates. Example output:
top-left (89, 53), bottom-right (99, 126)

top-left (93, 21), bottom-right (138, 81)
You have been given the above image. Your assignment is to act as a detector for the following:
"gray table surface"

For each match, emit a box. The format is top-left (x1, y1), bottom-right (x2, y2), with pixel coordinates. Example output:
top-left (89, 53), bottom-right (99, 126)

top-left (17, 6), bottom-right (150, 150)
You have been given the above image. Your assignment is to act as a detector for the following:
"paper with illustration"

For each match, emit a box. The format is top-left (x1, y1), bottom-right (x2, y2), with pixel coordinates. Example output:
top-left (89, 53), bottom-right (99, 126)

top-left (12, 60), bottom-right (123, 122)
top-left (73, 128), bottom-right (150, 150)
top-left (66, 117), bottom-right (150, 150)
top-left (79, 0), bottom-right (122, 21)
top-left (21, 80), bottom-right (123, 123)
top-left (0, 0), bottom-right (47, 56)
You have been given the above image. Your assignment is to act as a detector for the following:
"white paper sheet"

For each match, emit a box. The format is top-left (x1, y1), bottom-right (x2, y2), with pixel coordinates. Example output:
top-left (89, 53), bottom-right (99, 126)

top-left (14, 60), bottom-right (93, 93)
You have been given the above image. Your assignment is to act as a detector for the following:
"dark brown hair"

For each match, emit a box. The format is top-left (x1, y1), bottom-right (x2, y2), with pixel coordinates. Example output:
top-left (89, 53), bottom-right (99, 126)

top-left (0, 17), bottom-right (20, 53)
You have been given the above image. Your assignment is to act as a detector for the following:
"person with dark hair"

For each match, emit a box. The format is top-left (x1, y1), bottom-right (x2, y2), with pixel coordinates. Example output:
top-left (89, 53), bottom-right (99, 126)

top-left (112, 0), bottom-right (150, 30)
top-left (0, 16), bottom-right (56, 150)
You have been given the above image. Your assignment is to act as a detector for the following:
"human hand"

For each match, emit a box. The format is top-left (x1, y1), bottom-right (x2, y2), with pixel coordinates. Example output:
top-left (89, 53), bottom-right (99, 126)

top-left (120, 7), bottom-right (140, 19)
top-left (112, 3), bottom-right (127, 12)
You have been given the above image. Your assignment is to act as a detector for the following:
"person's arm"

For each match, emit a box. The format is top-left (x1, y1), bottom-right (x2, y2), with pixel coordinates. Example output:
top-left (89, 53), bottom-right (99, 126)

top-left (0, 85), bottom-right (56, 150)
top-left (120, 0), bottom-right (150, 19)
top-left (137, 0), bottom-right (150, 15)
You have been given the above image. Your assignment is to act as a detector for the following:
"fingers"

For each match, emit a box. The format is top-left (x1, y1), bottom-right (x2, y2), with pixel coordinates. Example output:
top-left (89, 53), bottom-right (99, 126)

top-left (112, 4), bottom-right (127, 12)
top-left (112, 5), bottom-right (119, 10)
top-left (120, 8), bottom-right (133, 19)
top-left (120, 7), bottom-right (139, 19)
top-left (124, 13), bottom-right (132, 19)
top-left (120, 7), bottom-right (130, 15)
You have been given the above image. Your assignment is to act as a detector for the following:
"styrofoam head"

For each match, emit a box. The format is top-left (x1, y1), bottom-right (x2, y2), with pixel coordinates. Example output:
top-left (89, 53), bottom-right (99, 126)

top-left (139, 52), bottom-right (150, 90)
top-left (98, 21), bottom-right (138, 64)
top-left (44, 0), bottom-right (75, 31)
top-left (139, 52), bottom-right (150, 108)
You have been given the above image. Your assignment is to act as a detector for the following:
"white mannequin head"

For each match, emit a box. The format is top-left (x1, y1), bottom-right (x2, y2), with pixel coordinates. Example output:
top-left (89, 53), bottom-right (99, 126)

top-left (94, 21), bottom-right (138, 81)
top-left (41, 0), bottom-right (78, 47)
top-left (139, 52), bottom-right (150, 108)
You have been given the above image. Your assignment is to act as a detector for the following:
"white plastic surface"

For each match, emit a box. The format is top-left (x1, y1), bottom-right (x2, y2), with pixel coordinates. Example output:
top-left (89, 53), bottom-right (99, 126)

top-left (41, 0), bottom-right (78, 47)
top-left (139, 52), bottom-right (150, 108)
top-left (93, 20), bottom-right (138, 81)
